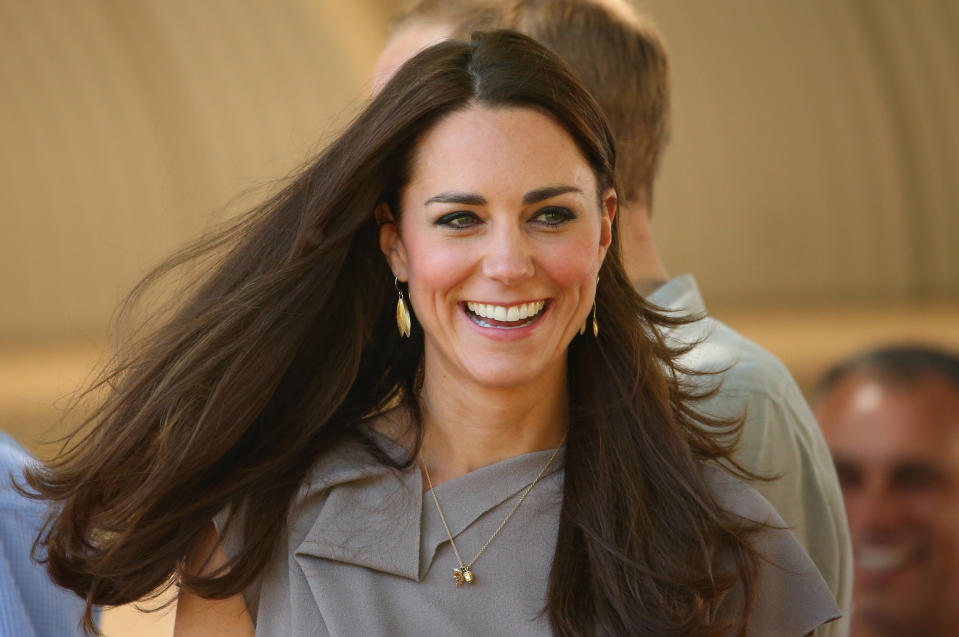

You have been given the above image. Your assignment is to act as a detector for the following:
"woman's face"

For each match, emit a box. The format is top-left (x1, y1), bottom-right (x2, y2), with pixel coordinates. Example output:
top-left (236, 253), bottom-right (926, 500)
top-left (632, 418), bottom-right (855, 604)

top-left (380, 105), bottom-right (615, 391)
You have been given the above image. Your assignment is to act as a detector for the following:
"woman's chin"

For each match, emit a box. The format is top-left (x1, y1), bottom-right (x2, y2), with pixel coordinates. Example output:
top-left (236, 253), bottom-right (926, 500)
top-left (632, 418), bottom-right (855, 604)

top-left (458, 359), bottom-right (556, 391)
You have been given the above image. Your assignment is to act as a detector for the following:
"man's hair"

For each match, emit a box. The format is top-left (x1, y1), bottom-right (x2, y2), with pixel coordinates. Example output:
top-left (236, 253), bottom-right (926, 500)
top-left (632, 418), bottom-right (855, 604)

top-left (393, 0), bottom-right (670, 210)
top-left (818, 344), bottom-right (959, 397)
top-left (391, 0), bottom-right (508, 35)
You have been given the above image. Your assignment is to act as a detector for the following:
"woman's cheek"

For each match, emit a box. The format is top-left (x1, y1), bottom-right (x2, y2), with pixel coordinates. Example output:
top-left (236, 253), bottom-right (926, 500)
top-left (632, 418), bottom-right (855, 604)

top-left (542, 235), bottom-right (604, 287)
top-left (403, 236), bottom-right (469, 310)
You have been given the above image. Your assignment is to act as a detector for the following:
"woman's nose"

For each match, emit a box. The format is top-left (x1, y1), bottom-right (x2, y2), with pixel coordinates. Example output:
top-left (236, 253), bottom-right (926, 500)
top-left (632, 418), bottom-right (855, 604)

top-left (481, 223), bottom-right (535, 284)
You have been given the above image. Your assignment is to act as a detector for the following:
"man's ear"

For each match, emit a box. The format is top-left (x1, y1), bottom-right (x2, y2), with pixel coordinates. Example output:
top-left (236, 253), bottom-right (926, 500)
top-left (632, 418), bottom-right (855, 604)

top-left (375, 203), bottom-right (409, 280)
top-left (598, 188), bottom-right (617, 256)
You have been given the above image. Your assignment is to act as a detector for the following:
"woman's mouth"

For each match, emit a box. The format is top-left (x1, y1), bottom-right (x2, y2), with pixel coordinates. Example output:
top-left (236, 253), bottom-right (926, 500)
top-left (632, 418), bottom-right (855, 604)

top-left (464, 300), bottom-right (548, 329)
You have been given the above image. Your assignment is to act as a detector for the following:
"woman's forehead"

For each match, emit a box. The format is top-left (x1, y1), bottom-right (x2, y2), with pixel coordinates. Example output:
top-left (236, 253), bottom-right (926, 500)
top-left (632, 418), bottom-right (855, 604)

top-left (404, 104), bottom-right (597, 200)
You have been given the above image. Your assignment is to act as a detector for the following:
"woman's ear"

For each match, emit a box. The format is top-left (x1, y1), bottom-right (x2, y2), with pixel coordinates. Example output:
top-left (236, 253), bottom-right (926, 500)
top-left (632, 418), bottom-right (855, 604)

top-left (598, 188), bottom-right (617, 255)
top-left (375, 203), bottom-right (409, 280)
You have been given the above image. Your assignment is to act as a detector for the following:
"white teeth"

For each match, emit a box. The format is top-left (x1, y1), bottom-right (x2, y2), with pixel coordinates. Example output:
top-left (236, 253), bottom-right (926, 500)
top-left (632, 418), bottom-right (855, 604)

top-left (466, 300), bottom-right (546, 322)
top-left (857, 544), bottom-right (916, 573)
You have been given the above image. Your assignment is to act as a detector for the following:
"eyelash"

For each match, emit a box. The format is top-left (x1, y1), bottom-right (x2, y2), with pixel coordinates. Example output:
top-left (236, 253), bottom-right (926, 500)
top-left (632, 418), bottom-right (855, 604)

top-left (534, 206), bottom-right (576, 226)
top-left (435, 211), bottom-right (480, 228)
top-left (434, 206), bottom-right (576, 229)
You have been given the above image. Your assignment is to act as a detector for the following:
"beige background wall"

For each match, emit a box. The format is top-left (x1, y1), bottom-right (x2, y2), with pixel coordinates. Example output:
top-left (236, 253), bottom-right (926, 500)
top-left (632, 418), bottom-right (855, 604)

top-left (1, 0), bottom-right (393, 338)
top-left (647, 0), bottom-right (959, 305)
top-left (2, 1), bottom-right (957, 338)
top-left (640, 0), bottom-right (959, 391)
top-left (0, 1), bottom-right (957, 633)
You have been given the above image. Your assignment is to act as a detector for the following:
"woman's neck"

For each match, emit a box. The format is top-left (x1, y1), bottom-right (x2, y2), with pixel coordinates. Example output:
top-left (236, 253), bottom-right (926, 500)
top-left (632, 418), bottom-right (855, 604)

top-left (414, 358), bottom-right (569, 486)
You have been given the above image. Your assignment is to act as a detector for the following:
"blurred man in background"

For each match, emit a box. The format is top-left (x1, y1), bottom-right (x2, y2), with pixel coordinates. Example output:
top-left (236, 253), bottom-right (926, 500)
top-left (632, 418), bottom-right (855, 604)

top-left (375, 1), bottom-right (852, 632)
top-left (817, 345), bottom-right (959, 636)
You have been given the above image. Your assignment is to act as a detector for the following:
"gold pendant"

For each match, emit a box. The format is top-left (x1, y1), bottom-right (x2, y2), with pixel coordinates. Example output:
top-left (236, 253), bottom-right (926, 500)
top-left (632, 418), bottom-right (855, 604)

top-left (453, 567), bottom-right (474, 586)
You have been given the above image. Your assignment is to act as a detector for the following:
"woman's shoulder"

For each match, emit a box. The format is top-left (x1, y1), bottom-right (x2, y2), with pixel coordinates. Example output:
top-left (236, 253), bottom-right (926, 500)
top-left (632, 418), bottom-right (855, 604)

top-left (299, 406), bottom-right (413, 487)
top-left (212, 424), bottom-right (419, 621)
top-left (298, 415), bottom-right (413, 496)
top-left (214, 422), bottom-right (410, 553)
top-left (703, 465), bottom-right (842, 636)
top-left (302, 430), bottom-right (397, 488)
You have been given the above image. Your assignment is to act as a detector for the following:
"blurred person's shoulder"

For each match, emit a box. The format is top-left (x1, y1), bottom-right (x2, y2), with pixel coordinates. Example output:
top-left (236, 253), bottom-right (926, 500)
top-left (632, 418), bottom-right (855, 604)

top-left (648, 274), bottom-right (801, 400)
top-left (650, 275), bottom-right (852, 637)
top-left (0, 431), bottom-right (35, 506)
top-left (0, 430), bottom-right (30, 471)
top-left (0, 431), bottom-right (94, 636)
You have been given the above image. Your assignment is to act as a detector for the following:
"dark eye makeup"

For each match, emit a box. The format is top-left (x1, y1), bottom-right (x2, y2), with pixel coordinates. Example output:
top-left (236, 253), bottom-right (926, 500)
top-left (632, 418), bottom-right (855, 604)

top-left (434, 211), bottom-right (481, 227)
top-left (533, 206), bottom-right (576, 226)
top-left (433, 205), bottom-right (577, 230)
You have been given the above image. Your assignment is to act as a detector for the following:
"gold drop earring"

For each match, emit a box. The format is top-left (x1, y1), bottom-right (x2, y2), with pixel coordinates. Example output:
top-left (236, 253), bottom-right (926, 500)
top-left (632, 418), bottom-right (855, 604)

top-left (580, 275), bottom-right (599, 336)
top-left (395, 276), bottom-right (411, 338)
top-left (579, 300), bottom-right (598, 336)
top-left (591, 299), bottom-right (599, 336)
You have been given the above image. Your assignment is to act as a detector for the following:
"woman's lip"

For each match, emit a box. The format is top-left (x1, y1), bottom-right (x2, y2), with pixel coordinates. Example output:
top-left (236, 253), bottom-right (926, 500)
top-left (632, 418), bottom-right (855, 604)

top-left (464, 299), bottom-right (547, 323)
top-left (462, 299), bottom-right (547, 306)
top-left (460, 300), bottom-right (551, 338)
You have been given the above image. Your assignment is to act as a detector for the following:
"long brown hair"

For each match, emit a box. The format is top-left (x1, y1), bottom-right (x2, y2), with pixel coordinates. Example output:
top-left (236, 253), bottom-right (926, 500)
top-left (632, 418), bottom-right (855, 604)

top-left (26, 31), bottom-right (755, 636)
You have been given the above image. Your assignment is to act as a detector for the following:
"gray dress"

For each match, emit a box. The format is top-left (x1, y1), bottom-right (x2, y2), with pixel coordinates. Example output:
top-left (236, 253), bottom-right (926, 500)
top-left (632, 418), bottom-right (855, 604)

top-left (216, 431), bottom-right (840, 636)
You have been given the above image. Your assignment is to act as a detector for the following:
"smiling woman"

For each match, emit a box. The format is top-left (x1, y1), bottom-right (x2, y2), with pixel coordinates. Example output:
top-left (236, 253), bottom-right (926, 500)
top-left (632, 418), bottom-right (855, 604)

top-left (24, 31), bottom-right (836, 637)
top-left (378, 105), bottom-right (614, 393)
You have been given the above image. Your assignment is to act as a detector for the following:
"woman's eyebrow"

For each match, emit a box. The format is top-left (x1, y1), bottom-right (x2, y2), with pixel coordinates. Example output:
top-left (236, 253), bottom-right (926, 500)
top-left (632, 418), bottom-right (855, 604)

top-left (423, 185), bottom-right (582, 206)
top-left (424, 192), bottom-right (486, 206)
top-left (523, 185), bottom-right (582, 204)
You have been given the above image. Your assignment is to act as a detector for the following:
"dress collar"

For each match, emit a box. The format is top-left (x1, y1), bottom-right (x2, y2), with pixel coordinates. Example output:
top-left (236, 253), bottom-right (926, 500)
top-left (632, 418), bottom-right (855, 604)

top-left (294, 430), bottom-right (565, 582)
top-left (293, 433), bottom-right (422, 579)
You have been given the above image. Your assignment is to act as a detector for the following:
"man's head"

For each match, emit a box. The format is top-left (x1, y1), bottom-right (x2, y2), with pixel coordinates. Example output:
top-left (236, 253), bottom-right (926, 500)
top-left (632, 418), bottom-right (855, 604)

top-left (507, 0), bottom-right (669, 214)
top-left (372, 0), bottom-right (505, 95)
top-left (815, 345), bottom-right (959, 636)
top-left (375, 0), bottom-right (670, 214)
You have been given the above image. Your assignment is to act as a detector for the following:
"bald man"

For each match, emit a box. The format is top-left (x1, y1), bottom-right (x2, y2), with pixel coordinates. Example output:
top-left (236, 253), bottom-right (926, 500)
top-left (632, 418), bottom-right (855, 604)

top-left (817, 345), bottom-right (959, 636)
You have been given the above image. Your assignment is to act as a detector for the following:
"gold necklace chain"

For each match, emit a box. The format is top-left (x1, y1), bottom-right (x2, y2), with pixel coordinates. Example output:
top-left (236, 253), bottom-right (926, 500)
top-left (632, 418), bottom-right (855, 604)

top-left (421, 437), bottom-right (565, 588)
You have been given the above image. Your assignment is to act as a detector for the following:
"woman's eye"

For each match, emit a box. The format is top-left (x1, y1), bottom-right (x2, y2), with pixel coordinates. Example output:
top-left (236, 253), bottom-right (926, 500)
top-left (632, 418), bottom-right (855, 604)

top-left (435, 211), bottom-right (481, 228)
top-left (533, 206), bottom-right (575, 226)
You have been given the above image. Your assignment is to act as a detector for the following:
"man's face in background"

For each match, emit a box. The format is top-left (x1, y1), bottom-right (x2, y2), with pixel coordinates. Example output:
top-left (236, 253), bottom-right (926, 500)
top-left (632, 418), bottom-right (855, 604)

top-left (817, 372), bottom-right (959, 635)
